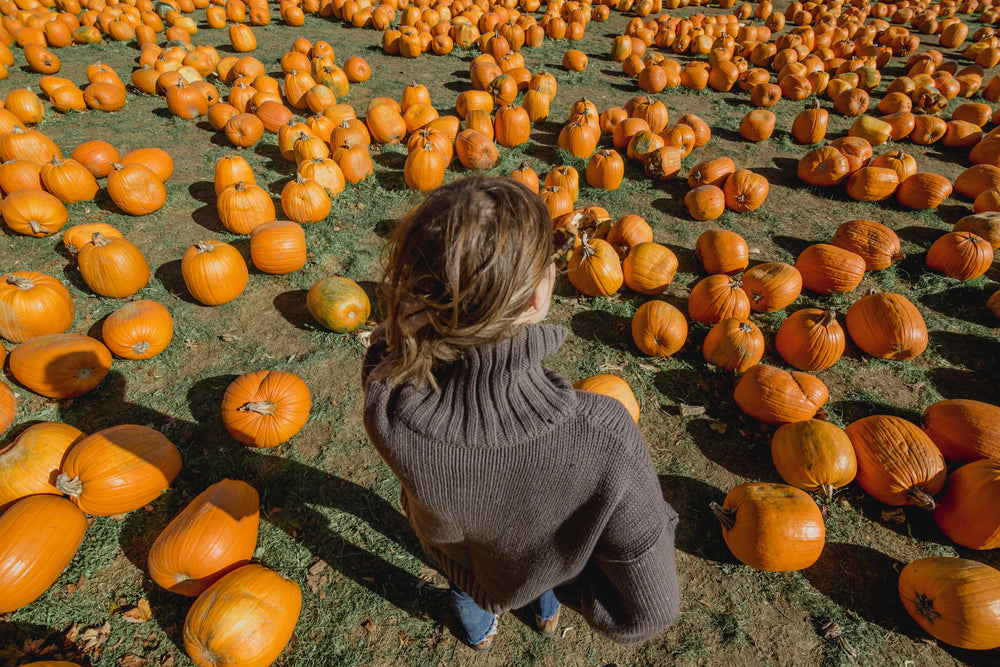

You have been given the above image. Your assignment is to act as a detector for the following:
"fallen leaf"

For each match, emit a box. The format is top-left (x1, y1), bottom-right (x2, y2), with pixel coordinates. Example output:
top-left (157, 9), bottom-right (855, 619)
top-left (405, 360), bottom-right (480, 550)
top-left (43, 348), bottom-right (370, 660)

top-left (709, 421), bottom-right (728, 434)
top-left (161, 655), bottom-right (175, 667)
top-left (219, 333), bottom-right (242, 342)
top-left (109, 513), bottom-right (129, 522)
top-left (65, 623), bottom-right (79, 643)
top-left (118, 654), bottom-right (147, 667)
top-left (362, 620), bottom-right (375, 633)
top-left (638, 363), bottom-right (658, 372)
top-left (821, 620), bottom-right (844, 639)
top-left (79, 621), bottom-right (111, 653)
top-left (121, 599), bottom-right (152, 624)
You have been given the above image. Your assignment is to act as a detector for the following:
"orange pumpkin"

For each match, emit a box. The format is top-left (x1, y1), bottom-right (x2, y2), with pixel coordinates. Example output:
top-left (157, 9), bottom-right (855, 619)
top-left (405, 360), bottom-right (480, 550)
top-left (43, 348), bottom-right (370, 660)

top-left (0, 495), bottom-right (87, 613)
top-left (148, 479), bottom-right (260, 596)
top-left (101, 300), bottom-right (173, 360)
top-left (688, 274), bottom-right (751, 325)
top-left (221, 370), bottom-right (311, 448)
top-left (573, 374), bottom-right (639, 423)
top-left (933, 459), bottom-right (1000, 550)
top-left (775, 308), bottom-right (845, 371)
top-left (794, 243), bottom-right (866, 294)
top-left (250, 220), bottom-right (307, 275)
top-left (9, 333), bottom-right (111, 399)
top-left (846, 291), bottom-right (928, 361)
top-left (830, 219), bottom-right (902, 270)
top-left (734, 364), bottom-right (828, 425)
top-left (631, 300), bottom-right (687, 357)
top-left (182, 241), bottom-right (249, 306)
top-left (711, 482), bottom-right (825, 571)
top-left (77, 233), bottom-right (150, 299)
top-left (922, 399), bottom-right (1000, 463)
top-left (771, 420), bottom-right (856, 499)
top-left (0, 422), bottom-right (85, 510)
top-left (702, 318), bottom-right (764, 373)
top-left (741, 262), bottom-right (802, 313)
top-left (0, 271), bottom-right (74, 343)
top-left (622, 242), bottom-right (677, 295)
top-left (567, 235), bottom-right (623, 297)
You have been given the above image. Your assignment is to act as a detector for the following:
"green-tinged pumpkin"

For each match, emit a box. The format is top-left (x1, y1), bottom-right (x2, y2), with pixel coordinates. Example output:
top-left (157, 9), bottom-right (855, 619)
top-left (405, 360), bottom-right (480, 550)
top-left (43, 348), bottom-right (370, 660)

top-left (306, 277), bottom-right (370, 333)
top-left (771, 420), bottom-right (856, 499)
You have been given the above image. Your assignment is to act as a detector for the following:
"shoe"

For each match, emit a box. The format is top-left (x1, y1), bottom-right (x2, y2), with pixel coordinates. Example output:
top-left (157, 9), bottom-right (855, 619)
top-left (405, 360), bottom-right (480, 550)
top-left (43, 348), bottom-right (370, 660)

top-left (535, 608), bottom-right (560, 638)
top-left (472, 634), bottom-right (495, 652)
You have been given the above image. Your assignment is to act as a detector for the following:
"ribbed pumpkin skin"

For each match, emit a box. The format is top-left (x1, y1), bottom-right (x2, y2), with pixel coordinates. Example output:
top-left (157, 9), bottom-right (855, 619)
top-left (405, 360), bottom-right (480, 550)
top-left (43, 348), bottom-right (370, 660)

top-left (631, 300), bottom-right (687, 357)
top-left (183, 564), bottom-right (302, 667)
top-left (775, 308), bottom-right (845, 371)
top-left (771, 420), bottom-right (856, 496)
top-left (0, 271), bottom-right (75, 343)
top-left (221, 370), bottom-right (312, 448)
top-left (0, 495), bottom-right (87, 613)
top-left (845, 415), bottom-right (946, 508)
top-left (102, 300), bottom-right (173, 360)
top-left (694, 228), bottom-right (748, 275)
top-left (830, 219), bottom-right (902, 270)
top-left (0, 382), bottom-right (13, 435)
top-left (922, 399), bottom-right (1000, 463)
top-left (926, 232), bottom-right (993, 281)
top-left (77, 235), bottom-right (150, 299)
top-left (573, 374), bottom-right (639, 423)
top-left (733, 364), bottom-right (828, 425)
top-left (57, 424), bottom-right (182, 516)
top-left (688, 275), bottom-right (751, 325)
top-left (181, 241), bottom-right (249, 306)
top-left (9, 333), bottom-right (112, 399)
top-left (933, 459), bottom-right (1000, 550)
top-left (250, 220), bottom-right (307, 275)
top-left (568, 236), bottom-right (623, 297)
top-left (953, 211), bottom-right (1000, 249)
top-left (712, 482), bottom-right (825, 572)
top-left (741, 262), bottom-right (802, 313)
top-left (702, 319), bottom-right (763, 373)
top-left (795, 243), bottom-right (866, 294)
top-left (898, 557), bottom-right (1000, 650)
top-left (845, 292), bottom-right (928, 361)
top-left (149, 479), bottom-right (260, 596)
top-left (622, 242), bottom-right (677, 295)
top-left (0, 422), bottom-right (85, 510)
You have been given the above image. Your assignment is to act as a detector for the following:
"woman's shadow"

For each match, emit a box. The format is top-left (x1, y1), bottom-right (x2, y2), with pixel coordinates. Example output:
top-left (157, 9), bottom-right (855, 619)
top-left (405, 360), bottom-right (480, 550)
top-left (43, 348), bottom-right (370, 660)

top-left (46, 369), bottom-right (449, 652)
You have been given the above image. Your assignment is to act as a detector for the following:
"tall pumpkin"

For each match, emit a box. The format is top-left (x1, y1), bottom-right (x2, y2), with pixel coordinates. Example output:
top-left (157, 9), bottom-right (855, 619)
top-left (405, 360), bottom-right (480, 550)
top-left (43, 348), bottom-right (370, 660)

top-left (711, 482), bottom-right (825, 571)
top-left (55, 424), bottom-right (182, 516)
top-left (771, 420), bottom-right (856, 499)
top-left (148, 479), bottom-right (260, 596)
top-left (845, 415), bottom-right (946, 508)
top-left (181, 241), bottom-right (249, 306)
top-left (0, 271), bottom-right (74, 343)
top-left (567, 234), bottom-right (623, 297)
top-left (0, 495), bottom-right (88, 613)
top-left (898, 557), bottom-right (1000, 650)
top-left (77, 233), bottom-right (150, 299)
top-left (221, 370), bottom-right (312, 448)
top-left (183, 564), bottom-right (302, 667)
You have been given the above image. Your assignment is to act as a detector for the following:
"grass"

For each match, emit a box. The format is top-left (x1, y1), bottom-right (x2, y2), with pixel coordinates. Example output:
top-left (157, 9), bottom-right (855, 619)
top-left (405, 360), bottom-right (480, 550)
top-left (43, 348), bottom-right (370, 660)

top-left (2, 2), bottom-right (1000, 667)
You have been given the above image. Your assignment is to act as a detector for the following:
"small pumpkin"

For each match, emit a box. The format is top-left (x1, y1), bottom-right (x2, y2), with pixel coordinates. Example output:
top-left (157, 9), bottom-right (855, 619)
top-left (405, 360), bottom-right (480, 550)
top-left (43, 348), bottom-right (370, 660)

top-left (631, 300), bottom-right (687, 357)
top-left (250, 220), bottom-right (307, 275)
top-left (573, 374), bottom-right (639, 423)
top-left (740, 262), bottom-right (802, 313)
top-left (830, 219), bottom-right (903, 270)
top-left (622, 242), bottom-right (677, 295)
top-left (925, 232), bottom-right (992, 281)
top-left (102, 300), bottom-right (173, 360)
top-left (933, 459), bottom-right (1000, 550)
top-left (106, 162), bottom-right (166, 216)
top-left (306, 277), bottom-right (371, 333)
top-left (695, 229), bottom-right (749, 275)
top-left (794, 243), bottom-right (866, 294)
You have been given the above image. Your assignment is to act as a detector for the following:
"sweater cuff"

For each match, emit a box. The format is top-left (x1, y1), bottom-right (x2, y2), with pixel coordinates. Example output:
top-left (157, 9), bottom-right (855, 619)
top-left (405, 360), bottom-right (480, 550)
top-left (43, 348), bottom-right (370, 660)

top-left (578, 511), bottom-right (680, 645)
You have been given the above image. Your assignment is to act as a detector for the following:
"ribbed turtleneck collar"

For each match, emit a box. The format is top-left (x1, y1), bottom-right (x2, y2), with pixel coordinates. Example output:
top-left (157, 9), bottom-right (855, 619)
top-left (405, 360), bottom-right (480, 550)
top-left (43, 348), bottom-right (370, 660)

top-left (395, 324), bottom-right (578, 448)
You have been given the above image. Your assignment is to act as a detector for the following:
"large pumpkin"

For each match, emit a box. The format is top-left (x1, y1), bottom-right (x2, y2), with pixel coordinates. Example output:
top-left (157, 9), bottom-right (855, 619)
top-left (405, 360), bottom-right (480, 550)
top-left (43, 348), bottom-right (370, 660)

top-left (933, 459), bottom-right (1000, 550)
top-left (148, 479), bottom-right (260, 596)
top-left (845, 291), bottom-right (927, 361)
top-left (631, 300), bottom-right (687, 357)
top-left (0, 422), bottom-right (85, 510)
top-left (774, 308), bottom-right (845, 371)
top-left (182, 240), bottom-right (249, 306)
top-left (77, 233), bottom-right (150, 299)
top-left (0, 271), bottom-right (74, 343)
top-left (306, 277), bottom-right (370, 333)
top-left (740, 262), bottom-right (802, 313)
top-left (711, 482), bottom-right (825, 571)
top-left (845, 415), bottom-right (946, 508)
top-left (794, 243), bottom-right (866, 294)
top-left (183, 564), bottom-right (302, 667)
top-left (733, 364), bottom-right (828, 425)
top-left (771, 420), bottom-right (857, 499)
top-left (573, 374), bottom-right (639, 423)
top-left (567, 234), bottom-right (623, 297)
top-left (55, 424), bottom-right (182, 516)
top-left (221, 370), bottom-right (312, 448)
top-left (9, 333), bottom-right (112, 399)
top-left (922, 399), bottom-right (1000, 463)
top-left (0, 382), bottom-right (13, 436)
top-left (898, 557), bottom-right (1000, 650)
top-left (0, 494), bottom-right (88, 613)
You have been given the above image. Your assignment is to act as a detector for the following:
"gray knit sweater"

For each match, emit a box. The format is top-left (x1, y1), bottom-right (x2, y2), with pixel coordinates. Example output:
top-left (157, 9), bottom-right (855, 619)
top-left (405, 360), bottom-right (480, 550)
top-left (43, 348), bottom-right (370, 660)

top-left (362, 323), bottom-right (679, 644)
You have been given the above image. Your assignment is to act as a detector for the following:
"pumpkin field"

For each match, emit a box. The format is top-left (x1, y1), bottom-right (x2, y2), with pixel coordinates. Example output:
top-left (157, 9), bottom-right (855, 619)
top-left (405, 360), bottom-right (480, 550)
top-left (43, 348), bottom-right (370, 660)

top-left (3, 0), bottom-right (1000, 663)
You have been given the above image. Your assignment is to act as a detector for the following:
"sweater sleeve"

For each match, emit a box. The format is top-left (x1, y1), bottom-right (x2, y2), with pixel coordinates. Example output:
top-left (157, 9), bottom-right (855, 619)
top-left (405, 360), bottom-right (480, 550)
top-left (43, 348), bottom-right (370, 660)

top-left (557, 428), bottom-right (681, 645)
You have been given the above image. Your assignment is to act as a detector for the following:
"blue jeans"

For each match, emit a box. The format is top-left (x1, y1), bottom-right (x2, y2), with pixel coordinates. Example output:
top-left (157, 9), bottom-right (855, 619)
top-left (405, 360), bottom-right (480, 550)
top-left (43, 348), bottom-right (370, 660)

top-left (449, 584), bottom-right (560, 645)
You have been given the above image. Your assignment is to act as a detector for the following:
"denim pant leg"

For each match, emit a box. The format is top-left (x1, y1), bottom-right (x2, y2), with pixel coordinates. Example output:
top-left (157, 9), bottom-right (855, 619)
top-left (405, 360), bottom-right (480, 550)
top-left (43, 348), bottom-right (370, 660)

top-left (449, 584), bottom-right (498, 645)
top-left (530, 589), bottom-right (560, 621)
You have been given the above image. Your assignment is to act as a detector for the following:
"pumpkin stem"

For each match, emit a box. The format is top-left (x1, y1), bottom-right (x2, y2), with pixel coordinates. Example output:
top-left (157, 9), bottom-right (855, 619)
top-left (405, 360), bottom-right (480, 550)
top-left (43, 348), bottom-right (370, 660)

top-left (819, 484), bottom-right (834, 501)
top-left (7, 274), bottom-right (34, 290)
top-left (820, 309), bottom-right (837, 327)
top-left (50, 154), bottom-right (63, 166)
top-left (133, 341), bottom-right (150, 355)
top-left (238, 400), bottom-right (277, 415)
top-left (579, 231), bottom-right (596, 259)
top-left (913, 592), bottom-right (941, 622)
top-left (891, 251), bottom-right (906, 262)
top-left (28, 220), bottom-right (44, 234)
top-left (110, 161), bottom-right (124, 171)
top-left (728, 277), bottom-right (743, 289)
top-left (92, 232), bottom-right (111, 247)
top-left (55, 473), bottom-right (83, 499)
top-left (808, 98), bottom-right (820, 110)
top-left (738, 321), bottom-right (753, 333)
top-left (10, 125), bottom-right (24, 135)
top-left (709, 502), bottom-right (736, 531)
top-left (907, 486), bottom-right (936, 510)
top-left (195, 241), bottom-right (216, 253)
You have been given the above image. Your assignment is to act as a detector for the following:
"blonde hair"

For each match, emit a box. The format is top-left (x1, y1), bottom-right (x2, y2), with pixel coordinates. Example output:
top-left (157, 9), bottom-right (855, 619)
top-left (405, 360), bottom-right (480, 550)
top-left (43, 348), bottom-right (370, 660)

top-left (374, 176), bottom-right (553, 391)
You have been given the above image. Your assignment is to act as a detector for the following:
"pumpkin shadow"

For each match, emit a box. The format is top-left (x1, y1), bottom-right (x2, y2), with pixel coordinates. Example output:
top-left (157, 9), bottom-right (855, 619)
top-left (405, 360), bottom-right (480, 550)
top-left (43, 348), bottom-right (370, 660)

top-left (825, 399), bottom-right (921, 427)
top-left (356, 280), bottom-right (383, 321)
top-left (928, 329), bottom-right (1000, 376)
top-left (373, 217), bottom-right (396, 239)
top-left (273, 289), bottom-right (313, 330)
top-left (153, 259), bottom-right (200, 306)
top-left (657, 474), bottom-right (729, 563)
top-left (681, 411), bottom-right (781, 484)
top-left (896, 224), bottom-right (943, 248)
top-left (187, 180), bottom-right (216, 205)
top-left (928, 366), bottom-right (1000, 403)
top-left (936, 202), bottom-right (973, 225)
top-left (60, 260), bottom-right (91, 294)
top-left (771, 234), bottom-right (812, 257)
top-left (569, 308), bottom-right (630, 348)
top-left (918, 284), bottom-right (995, 325)
top-left (190, 203), bottom-right (226, 234)
top-left (658, 241), bottom-right (701, 278)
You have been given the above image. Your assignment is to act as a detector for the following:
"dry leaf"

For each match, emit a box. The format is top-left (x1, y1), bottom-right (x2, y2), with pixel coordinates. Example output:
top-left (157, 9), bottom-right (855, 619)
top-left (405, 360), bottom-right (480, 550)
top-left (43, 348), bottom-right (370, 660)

top-left (709, 422), bottom-right (728, 434)
top-left (821, 620), bottom-right (844, 639)
top-left (79, 621), bottom-right (111, 653)
top-left (305, 560), bottom-right (329, 595)
top-left (121, 599), bottom-right (152, 624)
top-left (109, 513), bottom-right (128, 522)
top-left (361, 620), bottom-right (375, 633)
top-left (219, 334), bottom-right (242, 342)
top-left (638, 363), bottom-right (658, 373)
top-left (679, 404), bottom-right (706, 417)
top-left (65, 623), bottom-right (80, 644)
top-left (118, 655), bottom-right (147, 667)
top-left (161, 655), bottom-right (175, 667)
